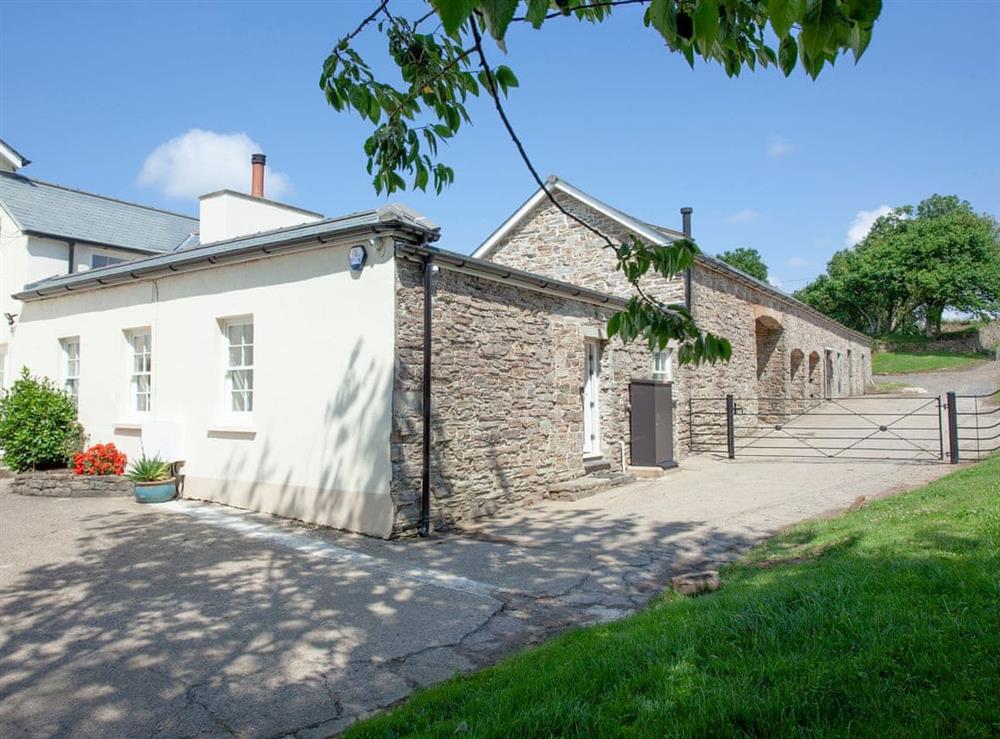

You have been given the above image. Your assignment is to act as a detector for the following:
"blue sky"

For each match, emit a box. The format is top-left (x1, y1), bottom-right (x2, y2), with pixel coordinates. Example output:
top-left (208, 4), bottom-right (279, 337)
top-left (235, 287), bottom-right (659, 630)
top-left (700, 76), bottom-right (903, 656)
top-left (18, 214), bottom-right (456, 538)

top-left (1, 0), bottom-right (997, 289)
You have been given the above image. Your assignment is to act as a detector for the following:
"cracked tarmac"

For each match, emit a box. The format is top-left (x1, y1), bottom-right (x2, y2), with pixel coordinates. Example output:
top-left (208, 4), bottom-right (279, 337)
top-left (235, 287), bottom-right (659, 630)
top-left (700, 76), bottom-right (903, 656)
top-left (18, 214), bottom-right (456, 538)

top-left (0, 453), bottom-right (954, 737)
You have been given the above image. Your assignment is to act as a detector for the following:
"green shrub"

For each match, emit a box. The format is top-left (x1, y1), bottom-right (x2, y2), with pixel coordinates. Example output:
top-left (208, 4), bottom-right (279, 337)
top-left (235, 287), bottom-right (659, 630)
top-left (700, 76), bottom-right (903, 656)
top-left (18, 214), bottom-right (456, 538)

top-left (0, 368), bottom-right (84, 472)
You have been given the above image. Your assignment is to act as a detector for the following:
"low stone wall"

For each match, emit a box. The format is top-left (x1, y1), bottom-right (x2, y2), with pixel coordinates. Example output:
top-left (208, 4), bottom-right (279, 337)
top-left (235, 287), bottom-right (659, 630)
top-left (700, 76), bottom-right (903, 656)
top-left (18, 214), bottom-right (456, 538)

top-left (11, 470), bottom-right (133, 498)
top-left (877, 324), bottom-right (1000, 356)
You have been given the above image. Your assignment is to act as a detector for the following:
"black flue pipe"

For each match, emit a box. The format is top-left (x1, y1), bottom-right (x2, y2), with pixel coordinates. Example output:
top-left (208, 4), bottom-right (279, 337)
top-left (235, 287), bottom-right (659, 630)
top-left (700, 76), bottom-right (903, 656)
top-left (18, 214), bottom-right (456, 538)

top-left (681, 207), bottom-right (693, 311)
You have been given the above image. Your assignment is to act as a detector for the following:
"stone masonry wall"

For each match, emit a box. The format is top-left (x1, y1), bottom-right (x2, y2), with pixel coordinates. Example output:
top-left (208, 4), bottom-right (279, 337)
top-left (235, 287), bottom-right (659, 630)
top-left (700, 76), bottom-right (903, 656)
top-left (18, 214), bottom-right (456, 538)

top-left (11, 470), bottom-right (133, 497)
top-left (479, 192), bottom-right (872, 457)
top-left (673, 265), bottom-right (872, 452)
top-left (391, 259), bottom-right (650, 536)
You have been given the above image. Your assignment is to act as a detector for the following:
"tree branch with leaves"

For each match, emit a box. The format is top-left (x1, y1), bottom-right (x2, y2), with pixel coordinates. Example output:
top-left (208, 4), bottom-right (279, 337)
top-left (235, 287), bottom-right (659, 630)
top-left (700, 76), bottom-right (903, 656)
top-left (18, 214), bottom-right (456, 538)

top-left (320, 0), bottom-right (882, 364)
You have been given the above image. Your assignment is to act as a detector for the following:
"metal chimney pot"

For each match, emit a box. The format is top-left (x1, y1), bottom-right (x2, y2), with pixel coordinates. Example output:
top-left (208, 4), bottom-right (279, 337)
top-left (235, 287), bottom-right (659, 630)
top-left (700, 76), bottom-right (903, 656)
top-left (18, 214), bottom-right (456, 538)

top-left (681, 207), bottom-right (693, 237)
top-left (251, 153), bottom-right (266, 198)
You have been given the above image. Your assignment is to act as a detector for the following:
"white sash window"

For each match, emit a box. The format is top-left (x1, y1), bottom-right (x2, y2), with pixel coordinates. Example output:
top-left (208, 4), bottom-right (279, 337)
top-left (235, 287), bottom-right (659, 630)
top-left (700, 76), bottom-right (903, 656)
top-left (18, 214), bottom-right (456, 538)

top-left (127, 330), bottom-right (152, 413)
top-left (224, 319), bottom-right (254, 413)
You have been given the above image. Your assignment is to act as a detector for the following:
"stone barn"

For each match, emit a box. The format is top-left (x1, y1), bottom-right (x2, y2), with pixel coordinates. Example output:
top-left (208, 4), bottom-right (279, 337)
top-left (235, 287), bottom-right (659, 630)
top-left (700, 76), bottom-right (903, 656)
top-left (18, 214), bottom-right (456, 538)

top-left (473, 177), bottom-right (872, 461)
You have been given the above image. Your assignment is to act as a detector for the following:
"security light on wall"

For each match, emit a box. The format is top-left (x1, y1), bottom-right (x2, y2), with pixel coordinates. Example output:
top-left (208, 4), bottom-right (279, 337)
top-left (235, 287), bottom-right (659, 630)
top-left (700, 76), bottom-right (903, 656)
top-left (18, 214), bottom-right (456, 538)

top-left (4, 313), bottom-right (16, 326)
top-left (348, 244), bottom-right (368, 272)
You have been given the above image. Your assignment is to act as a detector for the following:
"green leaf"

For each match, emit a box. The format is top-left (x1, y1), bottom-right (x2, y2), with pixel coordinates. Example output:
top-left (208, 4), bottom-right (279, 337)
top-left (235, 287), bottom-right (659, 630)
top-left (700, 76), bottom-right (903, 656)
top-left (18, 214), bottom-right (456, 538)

top-left (800, 0), bottom-right (838, 60)
top-left (845, 0), bottom-right (882, 24)
top-left (767, 0), bottom-right (797, 39)
top-left (607, 311), bottom-right (623, 338)
top-left (525, 0), bottom-right (550, 28)
top-left (849, 24), bottom-right (873, 62)
top-left (479, 0), bottom-right (519, 40)
top-left (433, 0), bottom-right (477, 35)
top-left (693, 0), bottom-right (720, 53)
top-left (645, 0), bottom-right (677, 42)
top-left (495, 65), bottom-right (519, 92)
top-left (778, 34), bottom-right (797, 76)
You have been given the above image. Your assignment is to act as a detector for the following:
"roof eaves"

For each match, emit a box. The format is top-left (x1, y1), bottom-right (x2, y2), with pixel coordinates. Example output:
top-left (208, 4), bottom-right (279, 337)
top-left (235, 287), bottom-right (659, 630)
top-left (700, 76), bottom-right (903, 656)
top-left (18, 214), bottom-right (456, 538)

top-left (15, 211), bottom-right (435, 301)
top-left (0, 138), bottom-right (29, 168)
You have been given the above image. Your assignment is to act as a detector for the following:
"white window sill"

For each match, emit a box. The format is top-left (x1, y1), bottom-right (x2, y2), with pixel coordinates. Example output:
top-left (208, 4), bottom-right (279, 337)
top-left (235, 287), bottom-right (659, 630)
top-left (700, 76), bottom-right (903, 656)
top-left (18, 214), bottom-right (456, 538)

top-left (113, 421), bottom-right (143, 432)
top-left (207, 422), bottom-right (257, 437)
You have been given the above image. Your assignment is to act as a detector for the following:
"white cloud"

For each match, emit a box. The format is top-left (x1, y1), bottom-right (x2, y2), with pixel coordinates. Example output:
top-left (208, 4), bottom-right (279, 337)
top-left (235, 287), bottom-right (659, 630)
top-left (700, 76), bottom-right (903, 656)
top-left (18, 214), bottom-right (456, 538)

top-left (767, 136), bottom-right (792, 158)
top-left (728, 208), bottom-right (760, 222)
top-left (138, 129), bottom-right (291, 199)
top-left (786, 256), bottom-right (811, 269)
top-left (768, 276), bottom-right (784, 289)
top-left (845, 205), bottom-right (892, 246)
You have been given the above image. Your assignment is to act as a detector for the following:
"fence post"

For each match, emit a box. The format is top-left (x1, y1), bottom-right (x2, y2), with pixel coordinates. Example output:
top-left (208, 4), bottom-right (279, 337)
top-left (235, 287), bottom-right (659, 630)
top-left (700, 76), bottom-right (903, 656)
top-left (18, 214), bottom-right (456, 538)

top-left (726, 394), bottom-right (736, 459)
top-left (946, 391), bottom-right (960, 464)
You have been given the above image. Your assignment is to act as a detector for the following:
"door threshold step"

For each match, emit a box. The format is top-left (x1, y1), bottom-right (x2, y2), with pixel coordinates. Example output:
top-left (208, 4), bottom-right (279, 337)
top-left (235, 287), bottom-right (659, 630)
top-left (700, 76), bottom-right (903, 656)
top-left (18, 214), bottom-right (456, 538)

top-left (583, 455), bottom-right (611, 473)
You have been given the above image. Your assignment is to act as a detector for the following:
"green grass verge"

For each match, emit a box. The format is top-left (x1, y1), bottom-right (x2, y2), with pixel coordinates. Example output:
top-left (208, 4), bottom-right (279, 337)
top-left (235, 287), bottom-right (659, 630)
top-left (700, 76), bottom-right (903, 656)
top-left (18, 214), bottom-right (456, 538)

top-left (347, 457), bottom-right (1000, 738)
top-left (873, 350), bottom-right (984, 374)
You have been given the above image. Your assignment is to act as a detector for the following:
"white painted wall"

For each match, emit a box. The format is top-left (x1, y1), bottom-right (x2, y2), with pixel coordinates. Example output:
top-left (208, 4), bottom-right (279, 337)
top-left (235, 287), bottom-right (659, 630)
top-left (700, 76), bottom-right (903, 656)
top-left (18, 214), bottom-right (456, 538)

top-left (12, 239), bottom-right (399, 536)
top-left (0, 206), bottom-right (149, 351)
top-left (199, 190), bottom-right (323, 244)
top-left (1, 207), bottom-right (69, 348)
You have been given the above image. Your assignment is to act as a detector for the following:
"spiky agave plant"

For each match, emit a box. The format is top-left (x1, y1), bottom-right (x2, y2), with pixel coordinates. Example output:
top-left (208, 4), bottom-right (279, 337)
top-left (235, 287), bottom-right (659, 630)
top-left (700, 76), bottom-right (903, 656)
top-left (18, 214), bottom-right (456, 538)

top-left (126, 455), bottom-right (172, 482)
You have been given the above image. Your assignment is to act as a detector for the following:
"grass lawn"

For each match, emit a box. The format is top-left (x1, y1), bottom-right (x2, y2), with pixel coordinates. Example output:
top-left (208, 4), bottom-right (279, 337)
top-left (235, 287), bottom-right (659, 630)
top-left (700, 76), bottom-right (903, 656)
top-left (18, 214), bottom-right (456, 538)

top-left (347, 456), bottom-right (1000, 738)
top-left (872, 350), bottom-right (985, 374)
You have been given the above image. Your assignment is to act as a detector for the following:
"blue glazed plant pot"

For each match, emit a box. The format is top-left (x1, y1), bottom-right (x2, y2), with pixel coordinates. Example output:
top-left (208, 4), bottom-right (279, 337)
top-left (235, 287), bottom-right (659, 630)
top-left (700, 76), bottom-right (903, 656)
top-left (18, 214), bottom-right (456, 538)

top-left (133, 478), bottom-right (177, 504)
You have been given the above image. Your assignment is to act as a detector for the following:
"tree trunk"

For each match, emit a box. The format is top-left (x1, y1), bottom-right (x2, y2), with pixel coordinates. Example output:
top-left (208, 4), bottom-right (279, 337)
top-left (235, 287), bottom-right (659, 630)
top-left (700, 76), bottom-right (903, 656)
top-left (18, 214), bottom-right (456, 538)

top-left (925, 303), bottom-right (945, 337)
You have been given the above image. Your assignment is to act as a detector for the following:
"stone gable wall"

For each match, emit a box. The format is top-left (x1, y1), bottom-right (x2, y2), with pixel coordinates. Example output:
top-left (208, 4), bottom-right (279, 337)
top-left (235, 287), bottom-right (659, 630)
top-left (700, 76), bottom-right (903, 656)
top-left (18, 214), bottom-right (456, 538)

top-left (390, 259), bottom-right (650, 536)
top-left (485, 192), bottom-right (686, 304)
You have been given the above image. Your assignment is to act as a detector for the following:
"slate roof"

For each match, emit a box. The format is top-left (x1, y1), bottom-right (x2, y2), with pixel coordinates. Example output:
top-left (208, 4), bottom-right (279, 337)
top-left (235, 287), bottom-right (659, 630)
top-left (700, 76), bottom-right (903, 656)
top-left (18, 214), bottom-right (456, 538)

top-left (0, 171), bottom-right (198, 254)
top-left (15, 204), bottom-right (439, 301)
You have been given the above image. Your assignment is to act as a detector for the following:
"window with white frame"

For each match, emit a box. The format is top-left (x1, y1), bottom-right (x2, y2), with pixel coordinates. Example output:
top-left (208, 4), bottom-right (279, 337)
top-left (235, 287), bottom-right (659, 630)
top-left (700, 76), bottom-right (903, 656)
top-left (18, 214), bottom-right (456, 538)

top-left (127, 329), bottom-right (152, 413)
top-left (224, 318), bottom-right (254, 413)
top-left (61, 338), bottom-right (80, 405)
top-left (652, 347), bottom-right (674, 382)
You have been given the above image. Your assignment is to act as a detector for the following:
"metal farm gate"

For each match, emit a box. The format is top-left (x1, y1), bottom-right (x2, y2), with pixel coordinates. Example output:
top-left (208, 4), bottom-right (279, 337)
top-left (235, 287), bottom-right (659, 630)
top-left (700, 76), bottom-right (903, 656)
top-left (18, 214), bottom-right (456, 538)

top-left (689, 390), bottom-right (999, 464)
top-left (950, 390), bottom-right (1000, 462)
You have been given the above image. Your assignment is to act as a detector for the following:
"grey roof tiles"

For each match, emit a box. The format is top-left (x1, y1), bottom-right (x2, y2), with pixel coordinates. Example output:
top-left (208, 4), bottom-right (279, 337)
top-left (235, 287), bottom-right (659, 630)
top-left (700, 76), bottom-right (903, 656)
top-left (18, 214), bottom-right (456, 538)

top-left (0, 171), bottom-right (198, 254)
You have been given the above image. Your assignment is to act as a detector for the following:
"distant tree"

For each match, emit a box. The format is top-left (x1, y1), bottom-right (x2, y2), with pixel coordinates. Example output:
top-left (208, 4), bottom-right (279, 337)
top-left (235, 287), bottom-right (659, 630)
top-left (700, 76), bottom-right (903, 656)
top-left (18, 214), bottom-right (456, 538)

top-left (796, 195), bottom-right (1000, 336)
top-left (322, 0), bottom-right (884, 364)
top-left (716, 247), bottom-right (768, 281)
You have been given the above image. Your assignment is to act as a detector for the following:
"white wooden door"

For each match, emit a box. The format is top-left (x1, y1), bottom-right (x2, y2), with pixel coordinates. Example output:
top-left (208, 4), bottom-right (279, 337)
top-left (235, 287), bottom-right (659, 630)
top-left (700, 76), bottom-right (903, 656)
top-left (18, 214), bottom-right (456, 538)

top-left (583, 341), bottom-right (601, 456)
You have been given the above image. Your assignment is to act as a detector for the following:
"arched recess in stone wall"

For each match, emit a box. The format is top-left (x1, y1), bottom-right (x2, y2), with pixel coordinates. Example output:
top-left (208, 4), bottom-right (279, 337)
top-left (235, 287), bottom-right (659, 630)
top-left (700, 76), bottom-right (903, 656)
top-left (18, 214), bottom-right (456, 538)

top-left (754, 316), bottom-right (787, 400)
top-left (807, 351), bottom-right (821, 398)
top-left (789, 349), bottom-right (806, 399)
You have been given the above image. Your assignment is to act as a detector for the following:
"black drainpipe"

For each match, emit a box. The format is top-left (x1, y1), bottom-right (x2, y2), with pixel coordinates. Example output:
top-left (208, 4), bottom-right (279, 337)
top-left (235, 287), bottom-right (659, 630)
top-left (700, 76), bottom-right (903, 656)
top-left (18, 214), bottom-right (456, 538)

top-left (681, 207), bottom-right (693, 312)
top-left (67, 240), bottom-right (76, 274)
top-left (418, 254), bottom-right (434, 537)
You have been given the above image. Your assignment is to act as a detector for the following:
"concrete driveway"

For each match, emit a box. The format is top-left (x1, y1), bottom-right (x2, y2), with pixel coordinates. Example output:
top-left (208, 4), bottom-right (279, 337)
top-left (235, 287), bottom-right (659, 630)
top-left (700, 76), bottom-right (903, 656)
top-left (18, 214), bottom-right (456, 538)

top-left (0, 452), bottom-right (956, 738)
